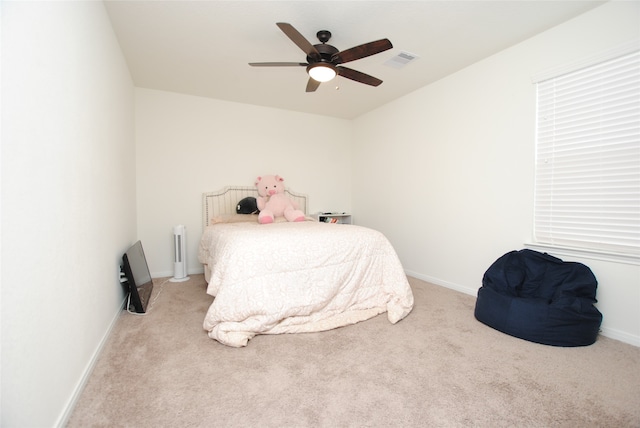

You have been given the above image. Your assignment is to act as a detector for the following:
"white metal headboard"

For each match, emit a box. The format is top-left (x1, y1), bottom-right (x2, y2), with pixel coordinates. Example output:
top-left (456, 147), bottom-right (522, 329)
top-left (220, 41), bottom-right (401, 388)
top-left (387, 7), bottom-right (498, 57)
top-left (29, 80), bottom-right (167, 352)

top-left (202, 186), bottom-right (309, 229)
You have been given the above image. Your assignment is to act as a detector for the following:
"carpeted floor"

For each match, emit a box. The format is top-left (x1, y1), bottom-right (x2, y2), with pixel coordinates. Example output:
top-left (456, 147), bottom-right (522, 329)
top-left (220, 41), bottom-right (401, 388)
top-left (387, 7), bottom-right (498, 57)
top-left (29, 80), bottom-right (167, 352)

top-left (67, 275), bottom-right (640, 427)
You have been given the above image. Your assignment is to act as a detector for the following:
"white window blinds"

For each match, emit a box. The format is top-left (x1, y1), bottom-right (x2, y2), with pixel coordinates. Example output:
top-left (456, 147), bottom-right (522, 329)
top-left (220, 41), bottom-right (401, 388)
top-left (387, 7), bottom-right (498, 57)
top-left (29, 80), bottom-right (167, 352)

top-left (534, 49), bottom-right (640, 257)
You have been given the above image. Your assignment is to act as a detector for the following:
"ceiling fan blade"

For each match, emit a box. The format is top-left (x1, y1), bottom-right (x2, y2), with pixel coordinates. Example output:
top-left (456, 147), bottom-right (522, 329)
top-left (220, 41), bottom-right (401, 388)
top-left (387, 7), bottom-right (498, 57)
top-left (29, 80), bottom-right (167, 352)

top-left (332, 39), bottom-right (393, 65)
top-left (337, 66), bottom-right (383, 87)
top-left (249, 62), bottom-right (308, 67)
top-left (306, 77), bottom-right (321, 92)
top-left (276, 22), bottom-right (320, 61)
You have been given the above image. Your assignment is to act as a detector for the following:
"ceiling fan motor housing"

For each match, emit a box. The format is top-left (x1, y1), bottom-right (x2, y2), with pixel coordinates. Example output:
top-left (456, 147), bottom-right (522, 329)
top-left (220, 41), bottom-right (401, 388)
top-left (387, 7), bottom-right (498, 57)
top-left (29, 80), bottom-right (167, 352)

top-left (308, 43), bottom-right (339, 64)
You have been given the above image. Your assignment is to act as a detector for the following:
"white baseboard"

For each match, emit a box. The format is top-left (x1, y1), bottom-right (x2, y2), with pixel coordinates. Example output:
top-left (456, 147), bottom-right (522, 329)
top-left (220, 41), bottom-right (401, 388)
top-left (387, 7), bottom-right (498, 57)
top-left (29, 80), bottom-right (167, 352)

top-left (599, 326), bottom-right (640, 347)
top-left (55, 295), bottom-right (127, 428)
top-left (404, 270), bottom-right (639, 348)
top-left (151, 266), bottom-right (204, 279)
top-left (152, 270), bottom-right (175, 278)
top-left (405, 270), bottom-right (478, 297)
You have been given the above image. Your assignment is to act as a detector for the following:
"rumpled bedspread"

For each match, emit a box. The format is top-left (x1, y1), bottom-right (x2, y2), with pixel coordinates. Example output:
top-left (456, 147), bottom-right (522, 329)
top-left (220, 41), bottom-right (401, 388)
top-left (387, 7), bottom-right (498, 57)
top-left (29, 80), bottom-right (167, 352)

top-left (198, 221), bottom-right (414, 347)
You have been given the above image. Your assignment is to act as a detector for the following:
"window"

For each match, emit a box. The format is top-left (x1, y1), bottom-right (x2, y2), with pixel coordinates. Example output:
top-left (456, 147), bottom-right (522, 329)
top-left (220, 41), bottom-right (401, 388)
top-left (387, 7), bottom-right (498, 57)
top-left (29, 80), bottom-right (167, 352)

top-left (533, 48), bottom-right (640, 258)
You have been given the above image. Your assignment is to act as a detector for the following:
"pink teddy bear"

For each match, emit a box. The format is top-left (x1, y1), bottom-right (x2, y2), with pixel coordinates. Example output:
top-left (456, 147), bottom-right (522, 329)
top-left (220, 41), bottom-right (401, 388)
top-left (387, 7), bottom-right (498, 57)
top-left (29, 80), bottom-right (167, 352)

top-left (255, 175), bottom-right (305, 224)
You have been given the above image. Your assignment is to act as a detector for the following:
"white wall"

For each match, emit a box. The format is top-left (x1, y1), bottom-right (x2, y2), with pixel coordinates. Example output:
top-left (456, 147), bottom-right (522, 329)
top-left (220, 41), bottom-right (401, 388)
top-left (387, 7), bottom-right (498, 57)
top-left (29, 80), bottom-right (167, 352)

top-left (1, 2), bottom-right (135, 426)
top-left (135, 88), bottom-right (353, 277)
top-left (352, 1), bottom-right (640, 346)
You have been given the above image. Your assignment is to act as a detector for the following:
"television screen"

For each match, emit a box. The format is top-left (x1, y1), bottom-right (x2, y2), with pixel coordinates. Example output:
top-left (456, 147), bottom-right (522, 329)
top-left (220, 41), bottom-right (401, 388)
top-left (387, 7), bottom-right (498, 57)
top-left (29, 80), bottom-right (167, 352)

top-left (122, 240), bottom-right (154, 313)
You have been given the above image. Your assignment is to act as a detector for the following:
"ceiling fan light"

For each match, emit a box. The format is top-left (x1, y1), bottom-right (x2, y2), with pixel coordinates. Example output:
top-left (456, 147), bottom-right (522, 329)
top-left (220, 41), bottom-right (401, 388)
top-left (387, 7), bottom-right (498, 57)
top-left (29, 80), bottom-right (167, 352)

top-left (307, 63), bottom-right (337, 82)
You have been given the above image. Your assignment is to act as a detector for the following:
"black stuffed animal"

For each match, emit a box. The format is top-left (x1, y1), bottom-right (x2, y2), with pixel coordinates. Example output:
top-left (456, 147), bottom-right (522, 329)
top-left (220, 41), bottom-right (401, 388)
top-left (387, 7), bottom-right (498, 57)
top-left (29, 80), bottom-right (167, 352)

top-left (236, 197), bottom-right (259, 214)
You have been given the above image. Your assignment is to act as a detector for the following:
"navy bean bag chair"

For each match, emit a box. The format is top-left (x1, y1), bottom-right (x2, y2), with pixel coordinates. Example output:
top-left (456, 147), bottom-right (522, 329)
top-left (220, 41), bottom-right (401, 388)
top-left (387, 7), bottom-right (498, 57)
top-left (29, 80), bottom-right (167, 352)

top-left (474, 249), bottom-right (602, 347)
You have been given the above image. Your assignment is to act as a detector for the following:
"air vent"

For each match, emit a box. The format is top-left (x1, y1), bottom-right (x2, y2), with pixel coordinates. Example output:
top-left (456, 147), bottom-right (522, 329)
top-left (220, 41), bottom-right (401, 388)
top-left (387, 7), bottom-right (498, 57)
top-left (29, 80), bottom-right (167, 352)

top-left (384, 51), bottom-right (419, 69)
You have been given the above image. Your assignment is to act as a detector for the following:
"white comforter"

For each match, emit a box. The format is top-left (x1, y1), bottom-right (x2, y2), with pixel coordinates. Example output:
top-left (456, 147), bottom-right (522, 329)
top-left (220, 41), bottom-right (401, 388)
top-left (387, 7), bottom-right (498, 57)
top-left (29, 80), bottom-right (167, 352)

top-left (198, 220), bottom-right (414, 347)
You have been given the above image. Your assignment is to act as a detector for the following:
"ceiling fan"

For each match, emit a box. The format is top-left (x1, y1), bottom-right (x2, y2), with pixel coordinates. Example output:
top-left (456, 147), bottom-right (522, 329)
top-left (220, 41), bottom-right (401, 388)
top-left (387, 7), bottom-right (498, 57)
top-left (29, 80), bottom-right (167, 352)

top-left (249, 22), bottom-right (393, 92)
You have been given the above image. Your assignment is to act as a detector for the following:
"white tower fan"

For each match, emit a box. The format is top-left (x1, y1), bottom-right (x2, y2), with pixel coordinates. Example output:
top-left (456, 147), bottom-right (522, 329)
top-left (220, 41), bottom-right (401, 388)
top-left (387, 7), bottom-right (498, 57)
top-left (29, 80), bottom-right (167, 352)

top-left (170, 224), bottom-right (190, 282)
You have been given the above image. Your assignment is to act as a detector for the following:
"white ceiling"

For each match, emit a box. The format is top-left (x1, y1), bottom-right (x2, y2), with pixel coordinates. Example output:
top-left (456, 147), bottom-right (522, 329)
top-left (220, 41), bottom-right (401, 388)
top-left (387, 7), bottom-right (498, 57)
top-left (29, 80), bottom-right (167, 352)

top-left (104, 0), bottom-right (606, 119)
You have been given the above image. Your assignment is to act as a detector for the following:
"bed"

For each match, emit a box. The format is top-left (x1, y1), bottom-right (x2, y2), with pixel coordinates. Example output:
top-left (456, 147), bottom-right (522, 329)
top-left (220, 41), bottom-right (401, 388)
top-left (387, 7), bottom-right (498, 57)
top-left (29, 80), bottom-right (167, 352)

top-left (198, 186), bottom-right (414, 347)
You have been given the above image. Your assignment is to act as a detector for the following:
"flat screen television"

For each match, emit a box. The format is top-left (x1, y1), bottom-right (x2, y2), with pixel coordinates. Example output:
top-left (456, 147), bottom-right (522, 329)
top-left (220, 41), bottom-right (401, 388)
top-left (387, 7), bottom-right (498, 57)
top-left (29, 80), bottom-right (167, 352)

top-left (122, 240), bottom-right (154, 313)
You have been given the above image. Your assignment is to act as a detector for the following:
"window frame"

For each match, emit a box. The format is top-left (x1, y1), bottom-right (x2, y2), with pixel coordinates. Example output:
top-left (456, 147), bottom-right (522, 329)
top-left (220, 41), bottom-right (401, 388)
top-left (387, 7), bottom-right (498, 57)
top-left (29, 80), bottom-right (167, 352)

top-left (529, 41), bottom-right (640, 265)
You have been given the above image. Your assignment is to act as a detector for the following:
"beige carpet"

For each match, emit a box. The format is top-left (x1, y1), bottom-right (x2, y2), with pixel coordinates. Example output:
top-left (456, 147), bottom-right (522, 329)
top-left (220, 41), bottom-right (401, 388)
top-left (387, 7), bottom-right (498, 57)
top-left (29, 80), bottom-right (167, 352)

top-left (68, 275), bottom-right (640, 427)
